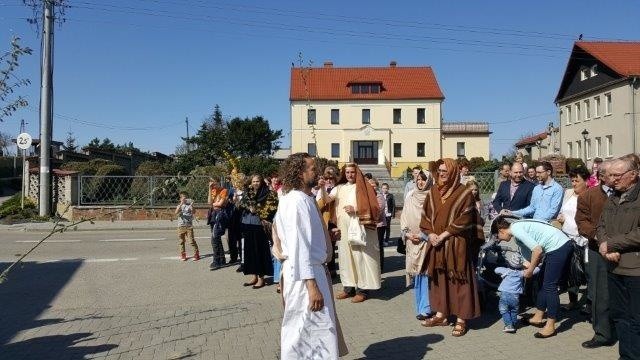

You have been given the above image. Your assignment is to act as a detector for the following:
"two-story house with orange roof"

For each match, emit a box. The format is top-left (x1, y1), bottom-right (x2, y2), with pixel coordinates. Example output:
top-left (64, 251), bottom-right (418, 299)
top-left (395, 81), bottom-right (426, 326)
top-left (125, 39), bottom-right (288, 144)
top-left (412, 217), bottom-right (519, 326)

top-left (289, 61), bottom-right (490, 177)
top-left (555, 41), bottom-right (640, 165)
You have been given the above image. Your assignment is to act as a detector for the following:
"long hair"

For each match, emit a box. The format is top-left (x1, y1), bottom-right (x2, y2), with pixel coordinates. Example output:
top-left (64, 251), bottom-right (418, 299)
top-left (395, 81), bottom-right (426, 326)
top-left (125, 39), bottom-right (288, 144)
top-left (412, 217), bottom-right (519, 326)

top-left (279, 152), bottom-right (312, 194)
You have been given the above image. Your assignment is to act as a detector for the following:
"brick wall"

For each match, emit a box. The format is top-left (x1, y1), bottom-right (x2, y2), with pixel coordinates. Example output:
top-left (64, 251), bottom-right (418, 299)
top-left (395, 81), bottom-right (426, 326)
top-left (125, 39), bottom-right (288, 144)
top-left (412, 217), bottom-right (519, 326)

top-left (70, 206), bottom-right (210, 222)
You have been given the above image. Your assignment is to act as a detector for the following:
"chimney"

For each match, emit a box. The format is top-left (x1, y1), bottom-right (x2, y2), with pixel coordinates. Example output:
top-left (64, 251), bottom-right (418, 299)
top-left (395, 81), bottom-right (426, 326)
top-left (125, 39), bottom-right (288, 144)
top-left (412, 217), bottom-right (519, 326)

top-left (389, 61), bottom-right (397, 67)
top-left (323, 61), bottom-right (333, 68)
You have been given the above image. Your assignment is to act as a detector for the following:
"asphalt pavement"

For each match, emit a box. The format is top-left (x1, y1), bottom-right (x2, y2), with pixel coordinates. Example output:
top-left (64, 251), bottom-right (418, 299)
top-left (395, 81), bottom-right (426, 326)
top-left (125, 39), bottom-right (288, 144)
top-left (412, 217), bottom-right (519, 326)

top-left (0, 226), bottom-right (619, 360)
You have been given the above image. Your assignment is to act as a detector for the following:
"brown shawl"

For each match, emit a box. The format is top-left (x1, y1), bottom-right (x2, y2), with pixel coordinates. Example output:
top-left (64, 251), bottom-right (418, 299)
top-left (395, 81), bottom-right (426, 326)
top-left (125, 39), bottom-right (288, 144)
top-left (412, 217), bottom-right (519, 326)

top-left (337, 164), bottom-right (380, 229)
top-left (420, 168), bottom-right (485, 281)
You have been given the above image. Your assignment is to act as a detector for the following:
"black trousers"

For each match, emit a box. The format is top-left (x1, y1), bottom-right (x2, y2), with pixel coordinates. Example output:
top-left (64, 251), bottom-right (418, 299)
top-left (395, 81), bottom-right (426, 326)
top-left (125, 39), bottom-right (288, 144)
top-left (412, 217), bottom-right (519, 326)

top-left (384, 216), bottom-right (392, 242)
top-left (587, 249), bottom-right (617, 343)
top-left (377, 226), bottom-right (385, 272)
top-left (608, 272), bottom-right (640, 360)
top-left (227, 211), bottom-right (242, 263)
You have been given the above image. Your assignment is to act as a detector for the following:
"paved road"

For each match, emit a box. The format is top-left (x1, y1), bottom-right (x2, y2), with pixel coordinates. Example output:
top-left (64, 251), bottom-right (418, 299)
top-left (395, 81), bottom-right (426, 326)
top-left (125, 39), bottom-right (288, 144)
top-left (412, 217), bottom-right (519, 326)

top-left (0, 227), bottom-right (618, 359)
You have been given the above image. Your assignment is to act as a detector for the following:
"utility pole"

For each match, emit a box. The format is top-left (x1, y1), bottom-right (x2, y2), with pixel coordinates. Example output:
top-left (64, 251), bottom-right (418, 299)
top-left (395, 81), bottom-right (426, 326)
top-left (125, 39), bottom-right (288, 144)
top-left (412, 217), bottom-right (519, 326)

top-left (185, 116), bottom-right (190, 151)
top-left (38, 0), bottom-right (54, 217)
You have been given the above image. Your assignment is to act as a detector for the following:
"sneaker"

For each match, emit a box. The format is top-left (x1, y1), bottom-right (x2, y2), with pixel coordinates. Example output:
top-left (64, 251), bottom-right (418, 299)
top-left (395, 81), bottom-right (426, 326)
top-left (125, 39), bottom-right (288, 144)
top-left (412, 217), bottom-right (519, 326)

top-left (503, 325), bottom-right (516, 333)
top-left (193, 251), bottom-right (200, 261)
top-left (180, 252), bottom-right (187, 261)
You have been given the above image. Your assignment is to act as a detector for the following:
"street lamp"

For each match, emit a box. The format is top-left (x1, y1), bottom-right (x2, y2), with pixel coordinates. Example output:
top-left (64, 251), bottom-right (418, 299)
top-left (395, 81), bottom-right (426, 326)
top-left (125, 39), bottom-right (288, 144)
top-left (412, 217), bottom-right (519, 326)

top-left (581, 129), bottom-right (589, 164)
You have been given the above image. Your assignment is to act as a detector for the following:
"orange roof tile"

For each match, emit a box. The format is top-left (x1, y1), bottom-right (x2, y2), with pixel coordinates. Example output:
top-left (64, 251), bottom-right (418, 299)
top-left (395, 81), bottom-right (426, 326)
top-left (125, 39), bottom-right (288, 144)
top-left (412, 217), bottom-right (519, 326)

top-left (290, 64), bottom-right (444, 101)
top-left (575, 41), bottom-right (640, 76)
top-left (515, 131), bottom-right (548, 147)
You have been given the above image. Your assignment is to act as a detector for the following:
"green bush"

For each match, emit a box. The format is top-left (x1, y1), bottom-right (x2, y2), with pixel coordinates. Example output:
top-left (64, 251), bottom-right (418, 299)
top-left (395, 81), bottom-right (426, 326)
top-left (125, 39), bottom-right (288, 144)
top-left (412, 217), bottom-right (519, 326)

top-left (237, 157), bottom-right (280, 178)
top-left (0, 192), bottom-right (36, 218)
top-left (565, 158), bottom-right (587, 172)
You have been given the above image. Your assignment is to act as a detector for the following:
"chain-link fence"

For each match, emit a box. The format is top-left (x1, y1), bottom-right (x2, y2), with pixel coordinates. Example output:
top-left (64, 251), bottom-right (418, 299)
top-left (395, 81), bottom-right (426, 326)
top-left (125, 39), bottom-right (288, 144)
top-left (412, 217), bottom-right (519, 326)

top-left (79, 175), bottom-right (225, 206)
top-left (468, 172), bottom-right (570, 196)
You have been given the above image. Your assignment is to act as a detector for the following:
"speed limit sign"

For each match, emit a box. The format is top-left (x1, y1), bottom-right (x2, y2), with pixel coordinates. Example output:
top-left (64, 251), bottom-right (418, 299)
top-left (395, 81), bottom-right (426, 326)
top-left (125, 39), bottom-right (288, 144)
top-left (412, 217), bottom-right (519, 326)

top-left (16, 132), bottom-right (32, 150)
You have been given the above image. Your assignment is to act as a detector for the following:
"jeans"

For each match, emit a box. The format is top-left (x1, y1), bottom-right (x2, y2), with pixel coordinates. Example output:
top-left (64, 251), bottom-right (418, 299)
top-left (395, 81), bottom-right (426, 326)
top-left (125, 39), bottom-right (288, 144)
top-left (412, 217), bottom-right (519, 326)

top-left (272, 255), bottom-right (282, 284)
top-left (210, 223), bottom-right (226, 266)
top-left (608, 272), bottom-right (640, 360)
top-left (499, 291), bottom-right (520, 327)
top-left (413, 274), bottom-right (431, 316)
top-left (536, 240), bottom-right (573, 319)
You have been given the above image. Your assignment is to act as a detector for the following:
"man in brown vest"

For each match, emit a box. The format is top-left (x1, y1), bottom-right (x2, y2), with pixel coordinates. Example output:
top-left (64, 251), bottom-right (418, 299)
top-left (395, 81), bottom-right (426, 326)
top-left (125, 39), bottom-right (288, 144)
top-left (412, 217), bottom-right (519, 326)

top-left (575, 160), bottom-right (616, 348)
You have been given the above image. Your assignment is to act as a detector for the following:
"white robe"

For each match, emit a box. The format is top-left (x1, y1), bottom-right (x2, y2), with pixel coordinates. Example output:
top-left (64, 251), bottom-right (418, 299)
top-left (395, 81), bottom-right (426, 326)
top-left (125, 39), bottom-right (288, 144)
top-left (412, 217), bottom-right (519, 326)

top-left (275, 190), bottom-right (340, 360)
top-left (331, 183), bottom-right (381, 290)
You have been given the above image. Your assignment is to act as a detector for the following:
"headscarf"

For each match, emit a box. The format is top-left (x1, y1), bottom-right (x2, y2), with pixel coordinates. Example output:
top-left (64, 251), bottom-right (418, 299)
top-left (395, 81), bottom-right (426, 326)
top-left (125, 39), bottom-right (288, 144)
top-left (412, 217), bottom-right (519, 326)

top-left (337, 163), bottom-right (380, 229)
top-left (401, 170), bottom-right (432, 282)
top-left (435, 158), bottom-right (461, 202)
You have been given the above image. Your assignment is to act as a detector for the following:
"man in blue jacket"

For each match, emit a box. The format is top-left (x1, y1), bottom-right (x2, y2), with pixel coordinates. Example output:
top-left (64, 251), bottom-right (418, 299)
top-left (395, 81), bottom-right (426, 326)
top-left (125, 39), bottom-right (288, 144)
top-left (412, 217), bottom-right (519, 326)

top-left (502, 161), bottom-right (564, 222)
top-left (493, 162), bottom-right (535, 216)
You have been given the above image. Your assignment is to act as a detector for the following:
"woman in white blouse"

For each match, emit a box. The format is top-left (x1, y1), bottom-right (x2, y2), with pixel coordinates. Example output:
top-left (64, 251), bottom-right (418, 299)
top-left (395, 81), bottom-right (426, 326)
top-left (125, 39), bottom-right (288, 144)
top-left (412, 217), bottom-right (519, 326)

top-left (556, 166), bottom-right (590, 310)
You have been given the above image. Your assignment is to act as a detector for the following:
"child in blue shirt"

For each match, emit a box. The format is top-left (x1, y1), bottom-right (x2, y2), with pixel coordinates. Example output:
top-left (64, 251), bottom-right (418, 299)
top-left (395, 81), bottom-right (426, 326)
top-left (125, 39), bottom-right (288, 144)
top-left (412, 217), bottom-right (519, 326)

top-left (495, 251), bottom-right (540, 333)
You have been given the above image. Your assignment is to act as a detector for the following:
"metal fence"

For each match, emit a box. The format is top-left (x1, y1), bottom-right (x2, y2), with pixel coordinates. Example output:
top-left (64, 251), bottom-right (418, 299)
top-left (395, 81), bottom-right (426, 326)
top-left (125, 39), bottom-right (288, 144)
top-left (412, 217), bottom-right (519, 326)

top-left (79, 175), bottom-right (223, 206)
top-left (468, 172), bottom-right (570, 195)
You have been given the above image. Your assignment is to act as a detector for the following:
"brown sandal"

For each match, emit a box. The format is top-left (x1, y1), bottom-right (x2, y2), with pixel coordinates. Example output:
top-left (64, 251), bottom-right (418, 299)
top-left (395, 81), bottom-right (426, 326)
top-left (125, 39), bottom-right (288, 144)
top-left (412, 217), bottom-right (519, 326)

top-left (451, 322), bottom-right (468, 337)
top-left (421, 315), bottom-right (449, 327)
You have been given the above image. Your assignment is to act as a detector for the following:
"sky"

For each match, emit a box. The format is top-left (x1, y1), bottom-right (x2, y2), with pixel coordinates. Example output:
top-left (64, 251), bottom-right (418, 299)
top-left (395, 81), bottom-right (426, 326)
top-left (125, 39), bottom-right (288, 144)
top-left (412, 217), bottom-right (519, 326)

top-left (1, 0), bottom-right (639, 158)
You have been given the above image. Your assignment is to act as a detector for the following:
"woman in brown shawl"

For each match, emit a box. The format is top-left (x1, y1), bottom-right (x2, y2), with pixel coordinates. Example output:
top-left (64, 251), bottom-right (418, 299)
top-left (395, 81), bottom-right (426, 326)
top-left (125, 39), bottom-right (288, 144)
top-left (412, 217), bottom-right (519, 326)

top-left (419, 158), bottom-right (485, 337)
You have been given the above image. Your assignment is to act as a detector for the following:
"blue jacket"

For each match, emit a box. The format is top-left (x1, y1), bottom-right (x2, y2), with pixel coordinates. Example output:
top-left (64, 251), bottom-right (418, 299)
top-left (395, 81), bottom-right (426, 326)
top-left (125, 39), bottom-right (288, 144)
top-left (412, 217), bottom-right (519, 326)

top-left (492, 180), bottom-right (535, 214)
top-left (512, 179), bottom-right (564, 222)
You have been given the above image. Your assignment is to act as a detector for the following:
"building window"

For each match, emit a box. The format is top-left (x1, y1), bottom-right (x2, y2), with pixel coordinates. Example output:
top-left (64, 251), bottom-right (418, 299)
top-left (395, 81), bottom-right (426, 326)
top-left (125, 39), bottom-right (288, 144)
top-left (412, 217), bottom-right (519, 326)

top-left (580, 68), bottom-right (589, 81)
top-left (594, 96), bottom-right (601, 117)
top-left (584, 99), bottom-right (590, 120)
top-left (331, 109), bottom-right (340, 125)
top-left (574, 102), bottom-right (581, 123)
top-left (586, 139), bottom-right (591, 159)
top-left (417, 142), bottom-right (425, 157)
top-left (605, 93), bottom-right (612, 115)
top-left (575, 140), bottom-right (582, 159)
top-left (331, 143), bottom-right (340, 158)
top-left (565, 105), bottom-right (572, 125)
top-left (595, 137), bottom-right (601, 157)
top-left (351, 83), bottom-right (381, 94)
top-left (393, 108), bottom-right (401, 124)
top-left (307, 109), bottom-right (316, 125)
top-left (606, 135), bottom-right (613, 157)
top-left (567, 142), bottom-right (573, 156)
top-left (590, 64), bottom-right (598, 77)
top-left (457, 142), bottom-right (465, 157)
top-left (307, 143), bottom-right (317, 156)
top-left (417, 108), bottom-right (426, 124)
top-left (362, 109), bottom-right (370, 124)
top-left (393, 143), bottom-right (402, 157)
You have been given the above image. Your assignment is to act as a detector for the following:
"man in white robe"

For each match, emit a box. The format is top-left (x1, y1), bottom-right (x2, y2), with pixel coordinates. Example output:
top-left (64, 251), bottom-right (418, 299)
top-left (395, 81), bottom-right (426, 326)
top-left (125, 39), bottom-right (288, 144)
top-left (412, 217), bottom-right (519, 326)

top-left (275, 153), bottom-right (347, 359)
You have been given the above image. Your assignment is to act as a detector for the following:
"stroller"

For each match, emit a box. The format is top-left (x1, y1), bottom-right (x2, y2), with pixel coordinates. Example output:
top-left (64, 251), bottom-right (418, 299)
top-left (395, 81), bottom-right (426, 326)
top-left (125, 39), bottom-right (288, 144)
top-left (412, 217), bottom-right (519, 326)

top-left (476, 215), bottom-right (540, 309)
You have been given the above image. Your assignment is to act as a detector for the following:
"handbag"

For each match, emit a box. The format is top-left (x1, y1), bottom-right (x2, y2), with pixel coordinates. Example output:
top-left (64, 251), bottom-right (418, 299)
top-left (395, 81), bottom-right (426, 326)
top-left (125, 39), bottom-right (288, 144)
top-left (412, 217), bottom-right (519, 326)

top-left (347, 217), bottom-right (367, 246)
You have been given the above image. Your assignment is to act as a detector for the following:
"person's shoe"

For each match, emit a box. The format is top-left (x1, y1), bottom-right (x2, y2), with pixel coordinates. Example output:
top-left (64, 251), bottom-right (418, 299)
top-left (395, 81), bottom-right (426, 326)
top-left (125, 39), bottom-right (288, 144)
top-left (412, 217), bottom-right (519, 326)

top-left (581, 339), bottom-right (616, 349)
top-left (336, 291), bottom-right (354, 300)
top-left (193, 251), bottom-right (200, 261)
top-left (534, 330), bottom-right (557, 339)
top-left (561, 302), bottom-right (578, 311)
top-left (180, 252), bottom-right (187, 261)
top-left (503, 325), bottom-right (516, 333)
top-left (209, 263), bottom-right (220, 271)
top-left (416, 314), bottom-right (428, 321)
top-left (236, 265), bottom-right (244, 273)
top-left (351, 293), bottom-right (367, 303)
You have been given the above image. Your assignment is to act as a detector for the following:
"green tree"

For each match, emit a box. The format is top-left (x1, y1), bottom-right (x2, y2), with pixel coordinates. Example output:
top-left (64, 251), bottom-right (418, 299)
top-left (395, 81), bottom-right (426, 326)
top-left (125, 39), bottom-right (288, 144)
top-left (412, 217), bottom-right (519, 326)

top-left (87, 137), bottom-right (101, 148)
top-left (0, 36), bottom-right (32, 122)
top-left (63, 131), bottom-right (77, 152)
top-left (227, 116), bottom-right (282, 157)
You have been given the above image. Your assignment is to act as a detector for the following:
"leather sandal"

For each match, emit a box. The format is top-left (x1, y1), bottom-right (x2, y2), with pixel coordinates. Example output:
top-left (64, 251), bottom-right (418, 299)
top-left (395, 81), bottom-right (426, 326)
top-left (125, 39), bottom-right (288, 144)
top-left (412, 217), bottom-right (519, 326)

top-left (451, 322), bottom-right (468, 337)
top-left (421, 315), bottom-right (449, 327)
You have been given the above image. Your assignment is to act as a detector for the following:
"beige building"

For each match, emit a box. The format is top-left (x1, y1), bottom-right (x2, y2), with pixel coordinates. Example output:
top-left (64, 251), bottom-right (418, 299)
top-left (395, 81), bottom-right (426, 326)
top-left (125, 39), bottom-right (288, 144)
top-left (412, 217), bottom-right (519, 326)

top-left (441, 122), bottom-right (491, 160)
top-left (556, 41), bottom-right (640, 166)
top-left (290, 62), bottom-right (490, 178)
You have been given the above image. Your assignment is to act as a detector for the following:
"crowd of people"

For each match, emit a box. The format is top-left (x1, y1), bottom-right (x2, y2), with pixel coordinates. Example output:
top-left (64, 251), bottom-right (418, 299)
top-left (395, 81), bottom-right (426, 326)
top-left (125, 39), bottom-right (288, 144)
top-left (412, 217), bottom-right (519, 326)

top-left (173, 152), bottom-right (639, 360)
